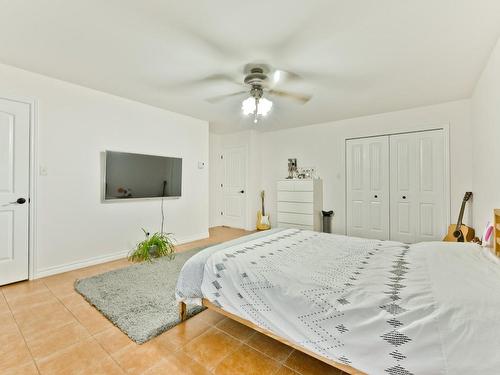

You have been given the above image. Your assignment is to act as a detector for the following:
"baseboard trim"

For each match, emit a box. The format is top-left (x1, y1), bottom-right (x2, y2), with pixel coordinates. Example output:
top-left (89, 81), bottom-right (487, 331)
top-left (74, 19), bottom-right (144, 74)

top-left (34, 230), bottom-right (210, 279)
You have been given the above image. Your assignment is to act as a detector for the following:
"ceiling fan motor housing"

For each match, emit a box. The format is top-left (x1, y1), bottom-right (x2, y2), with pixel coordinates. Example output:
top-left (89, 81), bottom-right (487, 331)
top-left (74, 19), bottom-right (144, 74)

top-left (244, 67), bottom-right (268, 87)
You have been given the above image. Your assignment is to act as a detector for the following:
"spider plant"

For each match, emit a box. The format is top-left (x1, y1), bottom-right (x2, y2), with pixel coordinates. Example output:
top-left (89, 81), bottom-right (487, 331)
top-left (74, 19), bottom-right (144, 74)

top-left (128, 229), bottom-right (176, 262)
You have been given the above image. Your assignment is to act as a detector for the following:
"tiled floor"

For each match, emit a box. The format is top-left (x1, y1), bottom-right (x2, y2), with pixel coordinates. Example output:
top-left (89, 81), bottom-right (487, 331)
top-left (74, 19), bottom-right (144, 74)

top-left (1, 226), bottom-right (346, 375)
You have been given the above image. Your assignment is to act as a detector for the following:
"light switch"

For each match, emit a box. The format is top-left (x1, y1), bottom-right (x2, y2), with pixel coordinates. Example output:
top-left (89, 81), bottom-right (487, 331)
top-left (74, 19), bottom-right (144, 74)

top-left (39, 165), bottom-right (48, 176)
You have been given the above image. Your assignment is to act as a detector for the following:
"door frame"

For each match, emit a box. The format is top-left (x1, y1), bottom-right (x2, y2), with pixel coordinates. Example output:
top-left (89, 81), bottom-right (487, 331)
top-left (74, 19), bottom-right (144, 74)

top-left (343, 124), bottom-right (450, 237)
top-left (0, 94), bottom-right (38, 281)
top-left (218, 144), bottom-right (248, 230)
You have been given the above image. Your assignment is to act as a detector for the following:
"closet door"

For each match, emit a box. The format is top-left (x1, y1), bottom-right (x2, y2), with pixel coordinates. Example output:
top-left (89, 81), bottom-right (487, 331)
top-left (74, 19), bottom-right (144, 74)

top-left (390, 130), bottom-right (445, 243)
top-left (346, 136), bottom-right (390, 240)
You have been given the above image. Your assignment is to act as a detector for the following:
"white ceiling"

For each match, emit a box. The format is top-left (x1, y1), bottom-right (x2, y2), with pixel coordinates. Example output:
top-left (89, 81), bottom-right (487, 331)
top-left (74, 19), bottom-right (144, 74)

top-left (1, 1), bottom-right (499, 133)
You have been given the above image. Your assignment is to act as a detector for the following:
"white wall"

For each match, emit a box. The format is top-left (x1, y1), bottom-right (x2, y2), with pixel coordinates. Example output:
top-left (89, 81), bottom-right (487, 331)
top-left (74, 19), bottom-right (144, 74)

top-left (0, 63), bottom-right (209, 278)
top-left (211, 100), bottom-right (473, 235)
top-left (260, 100), bottom-right (472, 234)
top-left (471, 37), bottom-right (500, 234)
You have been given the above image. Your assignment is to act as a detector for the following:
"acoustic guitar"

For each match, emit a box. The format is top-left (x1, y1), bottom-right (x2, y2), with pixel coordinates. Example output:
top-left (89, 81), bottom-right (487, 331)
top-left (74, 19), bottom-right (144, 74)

top-left (256, 190), bottom-right (271, 231)
top-left (443, 192), bottom-right (475, 242)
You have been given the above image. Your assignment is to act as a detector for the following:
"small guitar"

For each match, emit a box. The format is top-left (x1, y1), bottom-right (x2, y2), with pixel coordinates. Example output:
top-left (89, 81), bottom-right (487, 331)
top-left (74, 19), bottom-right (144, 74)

top-left (443, 192), bottom-right (475, 242)
top-left (256, 190), bottom-right (271, 231)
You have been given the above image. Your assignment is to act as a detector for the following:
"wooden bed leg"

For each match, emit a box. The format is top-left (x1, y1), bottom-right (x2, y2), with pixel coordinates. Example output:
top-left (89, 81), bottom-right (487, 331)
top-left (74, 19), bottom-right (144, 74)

top-left (179, 302), bottom-right (187, 322)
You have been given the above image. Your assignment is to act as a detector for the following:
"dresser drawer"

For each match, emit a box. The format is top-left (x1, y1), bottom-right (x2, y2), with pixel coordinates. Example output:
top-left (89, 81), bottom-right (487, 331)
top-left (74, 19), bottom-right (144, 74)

top-left (277, 222), bottom-right (314, 231)
top-left (277, 180), bottom-right (295, 191)
top-left (277, 191), bottom-right (313, 203)
top-left (277, 212), bottom-right (314, 226)
top-left (277, 202), bottom-right (313, 214)
top-left (277, 180), bottom-right (314, 192)
top-left (293, 180), bottom-right (314, 191)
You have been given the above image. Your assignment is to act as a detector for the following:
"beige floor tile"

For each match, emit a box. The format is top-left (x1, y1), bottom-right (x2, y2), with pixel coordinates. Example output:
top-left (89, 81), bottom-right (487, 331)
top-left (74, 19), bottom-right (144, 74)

top-left (0, 311), bottom-right (18, 334)
top-left (214, 344), bottom-right (281, 375)
top-left (183, 327), bottom-right (241, 370)
top-left (68, 301), bottom-right (114, 334)
top-left (246, 331), bottom-right (294, 362)
top-left (112, 339), bottom-right (172, 375)
top-left (196, 308), bottom-right (226, 326)
top-left (0, 336), bottom-right (33, 372)
top-left (145, 351), bottom-right (210, 375)
top-left (36, 337), bottom-right (109, 374)
top-left (284, 350), bottom-right (342, 375)
top-left (6, 289), bottom-right (59, 314)
top-left (25, 321), bottom-right (90, 360)
top-left (80, 356), bottom-right (124, 374)
top-left (2, 280), bottom-right (47, 300)
top-left (58, 291), bottom-right (87, 308)
top-left (163, 313), bottom-right (211, 347)
top-left (0, 292), bottom-right (11, 314)
top-left (14, 301), bottom-right (77, 339)
top-left (216, 317), bottom-right (256, 342)
top-left (276, 366), bottom-right (300, 375)
top-left (94, 325), bottom-right (135, 355)
top-left (2, 359), bottom-right (39, 375)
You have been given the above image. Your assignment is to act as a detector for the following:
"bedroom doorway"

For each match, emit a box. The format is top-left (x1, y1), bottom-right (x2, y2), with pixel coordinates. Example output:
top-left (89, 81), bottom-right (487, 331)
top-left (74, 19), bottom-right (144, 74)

top-left (220, 146), bottom-right (247, 229)
top-left (0, 97), bottom-right (31, 285)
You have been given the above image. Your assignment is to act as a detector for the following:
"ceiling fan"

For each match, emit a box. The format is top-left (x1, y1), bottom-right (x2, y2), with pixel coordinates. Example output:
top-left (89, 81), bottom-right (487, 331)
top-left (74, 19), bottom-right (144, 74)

top-left (200, 64), bottom-right (312, 123)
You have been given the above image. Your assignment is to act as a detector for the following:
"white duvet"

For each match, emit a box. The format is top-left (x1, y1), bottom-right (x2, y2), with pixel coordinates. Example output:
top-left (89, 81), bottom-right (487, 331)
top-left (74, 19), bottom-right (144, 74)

top-left (176, 229), bottom-right (500, 375)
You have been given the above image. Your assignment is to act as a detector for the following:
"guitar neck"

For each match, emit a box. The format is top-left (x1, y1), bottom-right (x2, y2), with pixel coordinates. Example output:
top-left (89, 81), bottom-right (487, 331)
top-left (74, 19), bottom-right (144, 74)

top-left (456, 200), bottom-right (467, 228)
top-left (261, 196), bottom-right (265, 216)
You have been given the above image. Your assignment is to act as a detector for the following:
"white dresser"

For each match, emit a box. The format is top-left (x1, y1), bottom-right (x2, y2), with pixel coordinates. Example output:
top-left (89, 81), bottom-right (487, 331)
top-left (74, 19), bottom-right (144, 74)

top-left (276, 179), bottom-right (323, 231)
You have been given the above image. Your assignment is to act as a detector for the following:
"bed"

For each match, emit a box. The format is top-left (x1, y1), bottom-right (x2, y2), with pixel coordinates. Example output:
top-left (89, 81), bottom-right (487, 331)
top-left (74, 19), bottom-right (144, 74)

top-left (176, 225), bottom-right (500, 375)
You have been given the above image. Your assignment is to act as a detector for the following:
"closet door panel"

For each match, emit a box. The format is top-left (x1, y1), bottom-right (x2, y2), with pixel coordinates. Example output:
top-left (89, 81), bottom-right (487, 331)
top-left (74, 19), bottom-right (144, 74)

top-left (415, 131), bottom-right (445, 241)
top-left (347, 136), bottom-right (389, 240)
top-left (390, 130), bottom-right (445, 243)
top-left (390, 136), bottom-right (416, 243)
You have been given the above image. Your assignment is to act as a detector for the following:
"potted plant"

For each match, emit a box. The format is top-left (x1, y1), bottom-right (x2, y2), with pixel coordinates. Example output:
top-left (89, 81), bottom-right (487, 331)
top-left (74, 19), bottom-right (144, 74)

top-left (128, 229), bottom-right (176, 262)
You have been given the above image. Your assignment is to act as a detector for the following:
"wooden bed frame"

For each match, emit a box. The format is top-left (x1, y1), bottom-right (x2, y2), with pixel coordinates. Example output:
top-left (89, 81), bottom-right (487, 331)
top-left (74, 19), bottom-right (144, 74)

top-left (179, 299), bottom-right (365, 375)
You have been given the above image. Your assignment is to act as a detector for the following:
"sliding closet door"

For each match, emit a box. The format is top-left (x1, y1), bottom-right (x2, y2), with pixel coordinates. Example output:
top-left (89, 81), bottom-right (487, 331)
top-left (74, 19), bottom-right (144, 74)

top-left (390, 130), bottom-right (445, 243)
top-left (346, 136), bottom-right (390, 240)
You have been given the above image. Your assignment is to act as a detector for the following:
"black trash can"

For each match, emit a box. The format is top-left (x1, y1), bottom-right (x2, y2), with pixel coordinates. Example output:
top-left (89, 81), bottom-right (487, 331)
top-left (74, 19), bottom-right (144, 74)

top-left (322, 210), bottom-right (334, 233)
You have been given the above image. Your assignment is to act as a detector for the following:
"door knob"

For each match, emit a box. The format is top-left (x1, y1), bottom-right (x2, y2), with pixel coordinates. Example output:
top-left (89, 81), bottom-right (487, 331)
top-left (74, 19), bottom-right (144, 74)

top-left (402, 196), bottom-right (407, 200)
top-left (239, 190), bottom-right (245, 194)
top-left (11, 198), bottom-right (26, 204)
top-left (374, 195), bottom-right (378, 198)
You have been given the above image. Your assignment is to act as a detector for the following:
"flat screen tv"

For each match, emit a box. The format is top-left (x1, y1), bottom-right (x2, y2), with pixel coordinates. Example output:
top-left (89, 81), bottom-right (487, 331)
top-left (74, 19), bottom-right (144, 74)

top-left (104, 151), bottom-right (182, 200)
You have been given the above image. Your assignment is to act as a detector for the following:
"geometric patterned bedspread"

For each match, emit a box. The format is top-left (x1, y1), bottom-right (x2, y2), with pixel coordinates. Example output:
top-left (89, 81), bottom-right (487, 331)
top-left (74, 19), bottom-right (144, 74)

top-left (177, 228), bottom-right (500, 374)
top-left (201, 229), bottom-right (445, 375)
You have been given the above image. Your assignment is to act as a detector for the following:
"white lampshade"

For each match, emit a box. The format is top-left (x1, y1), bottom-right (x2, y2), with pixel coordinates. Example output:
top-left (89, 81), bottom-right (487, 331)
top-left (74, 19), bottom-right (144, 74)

top-left (241, 97), bottom-right (256, 115)
top-left (241, 97), bottom-right (273, 117)
top-left (258, 97), bottom-right (273, 115)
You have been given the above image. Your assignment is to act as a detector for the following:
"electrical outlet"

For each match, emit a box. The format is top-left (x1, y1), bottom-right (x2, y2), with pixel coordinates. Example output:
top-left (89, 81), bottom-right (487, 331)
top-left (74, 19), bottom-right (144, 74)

top-left (39, 165), bottom-right (48, 176)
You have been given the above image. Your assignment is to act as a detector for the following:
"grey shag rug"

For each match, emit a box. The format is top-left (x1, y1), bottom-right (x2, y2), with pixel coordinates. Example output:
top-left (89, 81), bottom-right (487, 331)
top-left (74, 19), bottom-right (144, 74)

top-left (74, 246), bottom-right (208, 344)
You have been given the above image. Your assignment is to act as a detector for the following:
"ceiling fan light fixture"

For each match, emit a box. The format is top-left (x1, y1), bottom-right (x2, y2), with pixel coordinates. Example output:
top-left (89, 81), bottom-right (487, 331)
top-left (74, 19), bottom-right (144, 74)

top-left (258, 97), bottom-right (273, 115)
top-left (241, 97), bottom-right (256, 115)
top-left (241, 96), bottom-right (273, 117)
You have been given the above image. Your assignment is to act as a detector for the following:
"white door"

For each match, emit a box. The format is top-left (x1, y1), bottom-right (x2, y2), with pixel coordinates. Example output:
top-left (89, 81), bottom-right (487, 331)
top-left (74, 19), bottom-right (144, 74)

top-left (221, 147), bottom-right (246, 229)
top-left (0, 98), bottom-right (30, 285)
top-left (390, 130), bottom-right (445, 243)
top-left (346, 136), bottom-right (390, 240)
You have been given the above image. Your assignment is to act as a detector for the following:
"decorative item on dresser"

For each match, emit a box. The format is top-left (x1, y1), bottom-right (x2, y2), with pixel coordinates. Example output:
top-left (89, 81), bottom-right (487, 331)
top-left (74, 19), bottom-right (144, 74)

top-left (443, 192), bottom-right (475, 242)
top-left (277, 179), bottom-right (323, 231)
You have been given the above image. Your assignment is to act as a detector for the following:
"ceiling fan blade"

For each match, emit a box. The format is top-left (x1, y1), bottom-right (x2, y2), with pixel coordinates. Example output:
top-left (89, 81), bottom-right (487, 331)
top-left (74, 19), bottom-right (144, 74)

top-left (167, 73), bottom-right (242, 89)
top-left (276, 69), bottom-right (303, 82)
top-left (206, 91), bottom-right (247, 103)
top-left (268, 89), bottom-right (311, 104)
